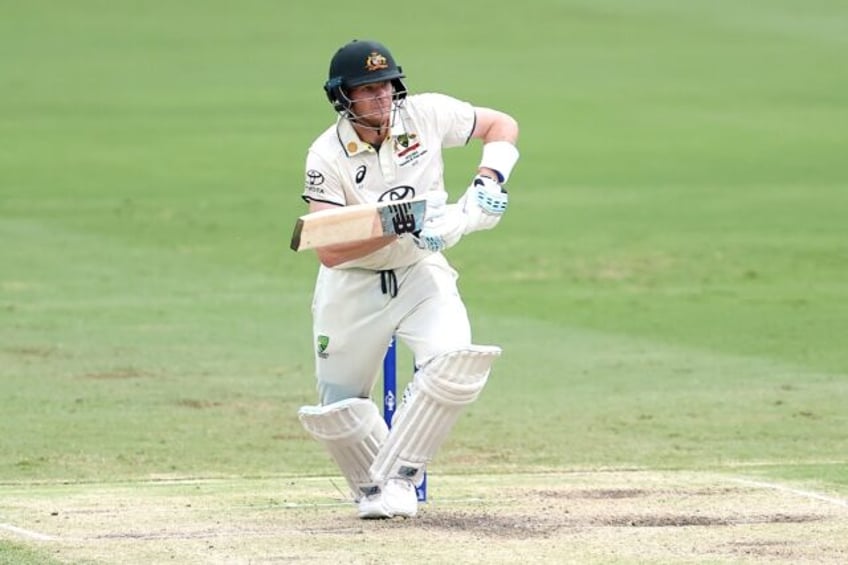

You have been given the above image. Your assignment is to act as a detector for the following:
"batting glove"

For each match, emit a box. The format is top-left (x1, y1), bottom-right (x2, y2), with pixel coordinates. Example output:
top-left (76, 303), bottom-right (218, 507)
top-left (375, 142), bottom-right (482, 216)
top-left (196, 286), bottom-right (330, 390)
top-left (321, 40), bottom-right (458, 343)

top-left (459, 175), bottom-right (508, 234)
top-left (414, 192), bottom-right (467, 252)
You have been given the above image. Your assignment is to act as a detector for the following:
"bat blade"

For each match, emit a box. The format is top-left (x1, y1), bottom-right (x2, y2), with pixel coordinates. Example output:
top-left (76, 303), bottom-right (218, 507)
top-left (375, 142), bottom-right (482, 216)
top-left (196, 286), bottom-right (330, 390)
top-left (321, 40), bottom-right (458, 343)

top-left (290, 198), bottom-right (427, 252)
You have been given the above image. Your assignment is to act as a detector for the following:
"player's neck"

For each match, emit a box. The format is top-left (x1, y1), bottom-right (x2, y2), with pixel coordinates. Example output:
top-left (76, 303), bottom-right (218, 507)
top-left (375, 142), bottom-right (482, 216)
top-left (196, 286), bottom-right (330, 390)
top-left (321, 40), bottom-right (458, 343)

top-left (352, 122), bottom-right (388, 150)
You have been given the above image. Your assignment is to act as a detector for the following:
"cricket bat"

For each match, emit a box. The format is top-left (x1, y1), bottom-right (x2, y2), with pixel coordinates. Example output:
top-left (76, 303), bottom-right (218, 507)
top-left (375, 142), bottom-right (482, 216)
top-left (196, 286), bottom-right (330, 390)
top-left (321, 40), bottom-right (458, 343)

top-left (290, 198), bottom-right (427, 252)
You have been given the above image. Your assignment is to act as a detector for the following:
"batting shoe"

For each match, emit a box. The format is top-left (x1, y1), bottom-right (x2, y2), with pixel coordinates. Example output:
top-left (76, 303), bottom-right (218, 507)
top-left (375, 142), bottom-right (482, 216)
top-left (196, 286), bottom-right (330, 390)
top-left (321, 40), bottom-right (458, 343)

top-left (357, 478), bottom-right (418, 519)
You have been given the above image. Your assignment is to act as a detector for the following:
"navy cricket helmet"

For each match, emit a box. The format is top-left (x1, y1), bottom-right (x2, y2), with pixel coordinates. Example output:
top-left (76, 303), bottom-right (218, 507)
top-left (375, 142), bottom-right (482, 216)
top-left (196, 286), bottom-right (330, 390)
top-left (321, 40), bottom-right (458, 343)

top-left (323, 40), bottom-right (408, 114)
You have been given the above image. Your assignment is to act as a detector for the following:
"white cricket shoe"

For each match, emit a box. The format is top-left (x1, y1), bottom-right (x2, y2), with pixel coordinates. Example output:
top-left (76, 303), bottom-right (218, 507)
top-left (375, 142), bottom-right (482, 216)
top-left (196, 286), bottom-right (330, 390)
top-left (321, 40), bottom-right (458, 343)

top-left (357, 478), bottom-right (418, 519)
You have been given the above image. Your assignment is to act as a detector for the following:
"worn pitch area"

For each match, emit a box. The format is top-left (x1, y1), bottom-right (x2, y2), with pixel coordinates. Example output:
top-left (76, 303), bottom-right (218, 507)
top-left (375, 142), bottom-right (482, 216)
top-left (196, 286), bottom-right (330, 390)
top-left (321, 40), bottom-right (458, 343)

top-left (1, 471), bottom-right (846, 564)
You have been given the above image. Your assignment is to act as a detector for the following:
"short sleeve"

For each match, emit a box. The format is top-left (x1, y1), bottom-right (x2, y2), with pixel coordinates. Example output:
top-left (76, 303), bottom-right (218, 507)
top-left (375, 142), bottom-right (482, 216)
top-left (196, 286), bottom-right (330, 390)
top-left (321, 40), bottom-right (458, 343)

top-left (301, 150), bottom-right (344, 205)
top-left (410, 93), bottom-right (476, 149)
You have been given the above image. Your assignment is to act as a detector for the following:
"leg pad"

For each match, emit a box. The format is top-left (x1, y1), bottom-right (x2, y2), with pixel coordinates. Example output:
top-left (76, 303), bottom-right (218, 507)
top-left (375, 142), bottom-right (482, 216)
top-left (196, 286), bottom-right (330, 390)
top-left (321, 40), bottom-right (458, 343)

top-left (370, 345), bottom-right (501, 483)
top-left (299, 398), bottom-right (388, 498)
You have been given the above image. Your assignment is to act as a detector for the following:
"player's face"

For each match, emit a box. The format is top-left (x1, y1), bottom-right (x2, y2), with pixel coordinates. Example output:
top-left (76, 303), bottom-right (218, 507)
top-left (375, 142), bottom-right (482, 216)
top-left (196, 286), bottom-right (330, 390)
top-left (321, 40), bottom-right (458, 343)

top-left (348, 81), bottom-right (393, 128)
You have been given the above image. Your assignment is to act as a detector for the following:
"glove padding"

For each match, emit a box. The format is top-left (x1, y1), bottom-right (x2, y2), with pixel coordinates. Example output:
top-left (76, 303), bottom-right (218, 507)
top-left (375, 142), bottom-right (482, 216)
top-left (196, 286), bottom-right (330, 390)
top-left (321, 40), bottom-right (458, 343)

top-left (413, 192), bottom-right (467, 252)
top-left (459, 175), bottom-right (508, 234)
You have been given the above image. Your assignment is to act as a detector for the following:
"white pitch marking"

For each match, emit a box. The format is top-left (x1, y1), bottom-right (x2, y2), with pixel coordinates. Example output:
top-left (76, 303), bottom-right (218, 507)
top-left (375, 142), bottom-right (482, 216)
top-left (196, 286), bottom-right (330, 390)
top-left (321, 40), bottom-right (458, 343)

top-left (731, 477), bottom-right (848, 509)
top-left (0, 523), bottom-right (56, 541)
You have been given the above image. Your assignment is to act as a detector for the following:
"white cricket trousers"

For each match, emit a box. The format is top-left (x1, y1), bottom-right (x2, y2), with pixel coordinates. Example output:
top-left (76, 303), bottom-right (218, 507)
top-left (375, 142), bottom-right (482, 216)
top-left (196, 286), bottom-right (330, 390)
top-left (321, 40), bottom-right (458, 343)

top-left (311, 253), bottom-right (471, 405)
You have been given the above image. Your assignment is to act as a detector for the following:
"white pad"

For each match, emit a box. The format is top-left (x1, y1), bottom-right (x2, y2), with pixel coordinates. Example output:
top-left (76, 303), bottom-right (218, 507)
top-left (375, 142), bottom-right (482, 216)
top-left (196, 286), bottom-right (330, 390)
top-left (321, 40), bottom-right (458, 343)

top-left (298, 398), bottom-right (388, 498)
top-left (370, 345), bottom-right (502, 484)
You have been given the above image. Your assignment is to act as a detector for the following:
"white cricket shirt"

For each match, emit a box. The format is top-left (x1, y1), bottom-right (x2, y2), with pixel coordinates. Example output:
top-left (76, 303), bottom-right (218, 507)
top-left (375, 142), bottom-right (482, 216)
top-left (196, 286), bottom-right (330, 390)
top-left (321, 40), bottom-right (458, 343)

top-left (302, 92), bottom-right (476, 207)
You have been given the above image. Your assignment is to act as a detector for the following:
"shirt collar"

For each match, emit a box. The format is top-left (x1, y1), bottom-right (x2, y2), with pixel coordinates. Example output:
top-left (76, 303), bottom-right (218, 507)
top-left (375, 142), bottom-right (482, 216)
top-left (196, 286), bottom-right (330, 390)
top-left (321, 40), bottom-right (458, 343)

top-left (335, 108), bottom-right (417, 157)
top-left (336, 118), bottom-right (377, 157)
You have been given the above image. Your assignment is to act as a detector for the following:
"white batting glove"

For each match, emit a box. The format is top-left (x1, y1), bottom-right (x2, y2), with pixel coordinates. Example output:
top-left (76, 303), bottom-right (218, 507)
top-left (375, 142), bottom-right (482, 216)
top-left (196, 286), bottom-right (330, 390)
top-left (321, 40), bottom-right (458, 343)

top-left (414, 192), bottom-right (467, 252)
top-left (459, 175), bottom-right (508, 234)
top-left (422, 191), bottom-right (447, 220)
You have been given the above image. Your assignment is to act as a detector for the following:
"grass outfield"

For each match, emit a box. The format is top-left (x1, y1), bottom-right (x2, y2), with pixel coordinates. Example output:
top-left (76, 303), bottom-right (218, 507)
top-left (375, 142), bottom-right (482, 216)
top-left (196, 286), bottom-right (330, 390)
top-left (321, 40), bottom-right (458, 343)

top-left (2, 1), bottom-right (847, 563)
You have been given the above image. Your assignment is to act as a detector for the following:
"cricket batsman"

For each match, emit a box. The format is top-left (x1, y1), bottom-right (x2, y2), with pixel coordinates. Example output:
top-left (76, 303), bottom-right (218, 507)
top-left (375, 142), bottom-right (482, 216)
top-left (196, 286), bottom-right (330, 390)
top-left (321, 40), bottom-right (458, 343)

top-left (296, 39), bottom-right (520, 518)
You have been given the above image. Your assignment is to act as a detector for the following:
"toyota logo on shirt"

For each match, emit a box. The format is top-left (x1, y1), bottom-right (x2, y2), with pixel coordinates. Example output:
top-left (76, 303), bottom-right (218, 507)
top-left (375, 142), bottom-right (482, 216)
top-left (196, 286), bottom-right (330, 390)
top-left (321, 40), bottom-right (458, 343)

top-left (306, 170), bottom-right (325, 186)
top-left (379, 186), bottom-right (415, 201)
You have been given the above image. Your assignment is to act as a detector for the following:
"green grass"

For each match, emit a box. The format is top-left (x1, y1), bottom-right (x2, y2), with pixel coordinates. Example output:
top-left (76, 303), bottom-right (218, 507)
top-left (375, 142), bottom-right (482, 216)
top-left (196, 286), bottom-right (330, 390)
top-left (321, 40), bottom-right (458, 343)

top-left (2, 0), bottom-right (847, 509)
top-left (0, 541), bottom-right (64, 565)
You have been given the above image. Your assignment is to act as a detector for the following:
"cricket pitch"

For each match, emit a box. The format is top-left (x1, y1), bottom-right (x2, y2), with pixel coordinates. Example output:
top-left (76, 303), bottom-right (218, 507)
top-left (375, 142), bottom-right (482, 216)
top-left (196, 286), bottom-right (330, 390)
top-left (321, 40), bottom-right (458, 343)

top-left (2, 470), bottom-right (847, 564)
